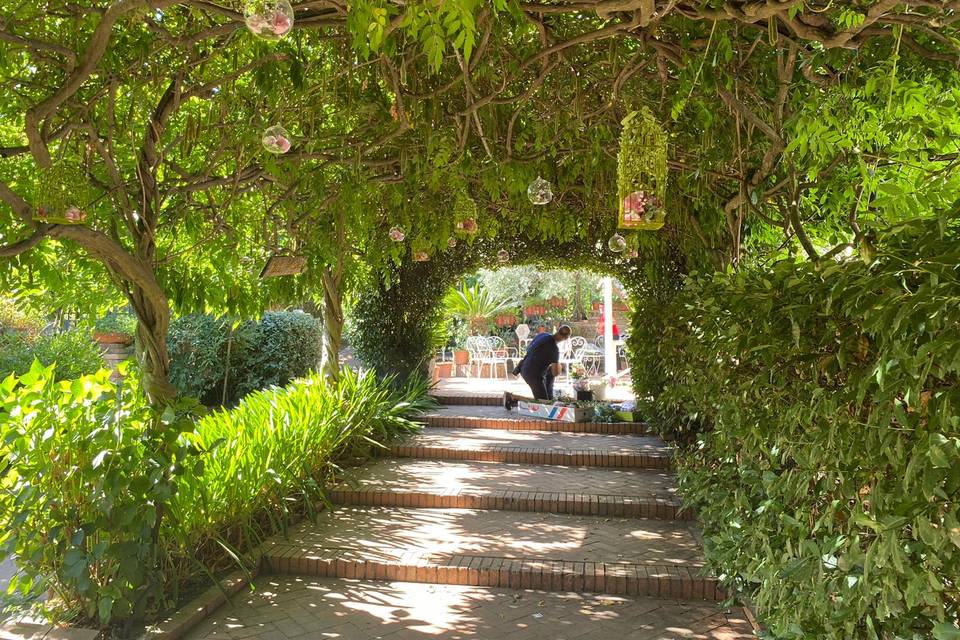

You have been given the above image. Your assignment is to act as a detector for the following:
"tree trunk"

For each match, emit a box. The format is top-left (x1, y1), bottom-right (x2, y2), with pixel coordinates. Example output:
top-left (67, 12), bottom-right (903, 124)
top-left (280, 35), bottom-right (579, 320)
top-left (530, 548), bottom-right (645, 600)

top-left (320, 266), bottom-right (344, 381)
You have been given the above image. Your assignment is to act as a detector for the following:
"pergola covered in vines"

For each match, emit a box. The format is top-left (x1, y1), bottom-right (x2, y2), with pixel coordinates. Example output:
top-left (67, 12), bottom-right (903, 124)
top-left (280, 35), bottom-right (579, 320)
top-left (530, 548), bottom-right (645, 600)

top-left (0, 0), bottom-right (958, 394)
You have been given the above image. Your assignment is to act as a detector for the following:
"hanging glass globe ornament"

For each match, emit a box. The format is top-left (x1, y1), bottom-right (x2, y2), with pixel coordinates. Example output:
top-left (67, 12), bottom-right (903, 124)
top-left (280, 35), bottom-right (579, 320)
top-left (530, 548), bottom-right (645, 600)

top-left (388, 226), bottom-right (405, 242)
top-left (456, 218), bottom-right (478, 235)
top-left (261, 125), bottom-right (292, 154)
top-left (244, 0), bottom-right (295, 41)
top-left (447, 237), bottom-right (457, 249)
top-left (608, 233), bottom-right (627, 253)
top-left (527, 176), bottom-right (553, 205)
top-left (497, 249), bottom-right (510, 264)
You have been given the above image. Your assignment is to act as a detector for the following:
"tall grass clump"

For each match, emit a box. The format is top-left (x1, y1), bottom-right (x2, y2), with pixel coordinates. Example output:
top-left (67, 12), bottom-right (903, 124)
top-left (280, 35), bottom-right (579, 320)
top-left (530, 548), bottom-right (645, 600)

top-left (166, 369), bottom-right (434, 577)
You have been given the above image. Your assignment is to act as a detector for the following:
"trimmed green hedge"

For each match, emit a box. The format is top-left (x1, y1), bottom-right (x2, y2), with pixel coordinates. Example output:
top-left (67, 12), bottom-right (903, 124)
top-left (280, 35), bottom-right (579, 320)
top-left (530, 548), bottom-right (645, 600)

top-left (167, 311), bottom-right (321, 405)
top-left (639, 218), bottom-right (959, 638)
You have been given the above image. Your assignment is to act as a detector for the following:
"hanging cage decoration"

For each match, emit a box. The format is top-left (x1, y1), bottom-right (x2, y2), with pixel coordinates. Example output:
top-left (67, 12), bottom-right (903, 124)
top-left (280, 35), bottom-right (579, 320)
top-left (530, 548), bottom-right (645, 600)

top-left (617, 107), bottom-right (668, 231)
top-left (453, 190), bottom-right (479, 235)
top-left (33, 162), bottom-right (96, 225)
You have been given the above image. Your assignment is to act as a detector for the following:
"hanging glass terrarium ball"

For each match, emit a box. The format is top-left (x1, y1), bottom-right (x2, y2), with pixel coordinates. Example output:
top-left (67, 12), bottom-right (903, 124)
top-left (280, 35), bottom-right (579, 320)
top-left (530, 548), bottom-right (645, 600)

top-left (244, 0), bottom-right (295, 41)
top-left (261, 125), bottom-right (292, 154)
top-left (608, 233), bottom-right (627, 253)
top-left (447, 237), bottom-right (457, 249)
top-left (456, 218), bottom-right (478, 234)
top-left (497, 249), bottom-right (510, 264)
top-left (527, 176), bottom-right (553, 205)
top-left (413, 251), bottom-right (430, 262)
top-left (389, 226), bottom-right (405, 242)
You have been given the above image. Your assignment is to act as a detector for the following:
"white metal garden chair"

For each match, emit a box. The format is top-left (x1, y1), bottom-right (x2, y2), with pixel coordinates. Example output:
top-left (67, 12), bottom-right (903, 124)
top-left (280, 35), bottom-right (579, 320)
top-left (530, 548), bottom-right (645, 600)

top-left (466, 336), bottom-right (510, 378)
top-left (515, 324), bottom-right (531, 350)
top-left (558, 336), bottom-right (587, 379)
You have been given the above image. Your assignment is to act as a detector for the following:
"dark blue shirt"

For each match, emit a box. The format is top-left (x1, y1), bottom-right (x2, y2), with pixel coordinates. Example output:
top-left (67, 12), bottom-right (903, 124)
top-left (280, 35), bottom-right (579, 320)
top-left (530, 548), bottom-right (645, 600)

top-left (521, 333), bottom-right (559, 376)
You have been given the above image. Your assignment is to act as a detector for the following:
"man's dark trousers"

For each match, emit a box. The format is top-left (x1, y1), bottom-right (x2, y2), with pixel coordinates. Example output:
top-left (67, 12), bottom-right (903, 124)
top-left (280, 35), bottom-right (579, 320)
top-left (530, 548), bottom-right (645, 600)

top-left (521, 368), bottom-right (555, 400)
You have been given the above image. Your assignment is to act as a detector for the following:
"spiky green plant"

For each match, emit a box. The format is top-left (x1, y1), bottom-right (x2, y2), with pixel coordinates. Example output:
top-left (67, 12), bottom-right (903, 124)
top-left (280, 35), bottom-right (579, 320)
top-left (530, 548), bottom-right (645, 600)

top-left (443, 282), bottom-right (515, 333)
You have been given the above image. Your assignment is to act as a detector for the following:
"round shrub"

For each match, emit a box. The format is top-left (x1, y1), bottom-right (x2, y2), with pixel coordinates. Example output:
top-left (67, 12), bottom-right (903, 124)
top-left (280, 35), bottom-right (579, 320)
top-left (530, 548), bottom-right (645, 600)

top-left (232, 311), bottom-right (322, 397)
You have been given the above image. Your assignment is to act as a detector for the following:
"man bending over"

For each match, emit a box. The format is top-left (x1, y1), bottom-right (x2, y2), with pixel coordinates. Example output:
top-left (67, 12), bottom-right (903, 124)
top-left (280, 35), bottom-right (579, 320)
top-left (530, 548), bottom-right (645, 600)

top-left (504, 324), bottom-right (572, 408)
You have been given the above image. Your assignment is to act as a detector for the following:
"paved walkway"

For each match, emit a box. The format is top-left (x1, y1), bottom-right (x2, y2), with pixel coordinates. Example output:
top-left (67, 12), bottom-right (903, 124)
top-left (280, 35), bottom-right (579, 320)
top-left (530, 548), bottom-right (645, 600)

top-left (186, 393), bottom-right (752, 639)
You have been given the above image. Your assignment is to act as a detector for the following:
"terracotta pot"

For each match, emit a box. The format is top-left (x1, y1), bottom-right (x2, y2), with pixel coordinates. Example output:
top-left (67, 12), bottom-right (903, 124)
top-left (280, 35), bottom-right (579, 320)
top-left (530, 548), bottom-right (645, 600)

top-left (435, 362), bottom-right (454, 378)
top-left (93, 332), bottom-right (133, 345)
top-left (592, 301), bottom-right (602, 311)
top-left (453, 350), bottom-right (469, 365)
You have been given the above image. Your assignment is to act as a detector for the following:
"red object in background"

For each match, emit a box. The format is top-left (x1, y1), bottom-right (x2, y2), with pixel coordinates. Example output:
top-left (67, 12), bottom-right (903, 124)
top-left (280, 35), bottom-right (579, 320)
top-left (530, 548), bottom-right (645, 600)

top-left (597, 312), bottom-right (620, 340)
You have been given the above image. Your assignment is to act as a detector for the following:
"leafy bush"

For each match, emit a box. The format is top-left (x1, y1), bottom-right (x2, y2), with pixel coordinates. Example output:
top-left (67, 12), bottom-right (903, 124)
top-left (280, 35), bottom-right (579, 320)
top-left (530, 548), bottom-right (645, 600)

top-left (167, 311), bottom-right (320, 405)
top-left (0, 363), bottom-right (197, 630)
top-left (94, 311), bottom-right (138, 337)
top-left (0, 329), bottom-right (103, 381)
top-left (643, 218), bottom-right (960, 639)
top-left (232, 311), bottom-right (322, 398)
top-left (0, 364), bottom-right (433, 632)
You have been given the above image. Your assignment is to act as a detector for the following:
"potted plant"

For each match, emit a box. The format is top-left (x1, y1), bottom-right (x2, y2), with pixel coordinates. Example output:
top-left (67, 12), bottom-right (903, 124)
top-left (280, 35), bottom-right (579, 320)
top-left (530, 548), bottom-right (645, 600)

top-left (444, 282), bottom-right (515, 334)
top-left (92, 312), bottom-right (136, 345)
top-left (570, 363), bottom-right (593, 401)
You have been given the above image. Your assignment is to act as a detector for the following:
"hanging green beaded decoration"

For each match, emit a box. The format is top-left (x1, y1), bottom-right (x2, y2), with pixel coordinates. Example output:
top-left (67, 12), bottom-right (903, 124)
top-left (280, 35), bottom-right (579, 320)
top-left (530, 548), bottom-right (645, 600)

top-left (33, 163), bottom-right (95, 225)
top-left (617, 107), bottom-right (668, 231)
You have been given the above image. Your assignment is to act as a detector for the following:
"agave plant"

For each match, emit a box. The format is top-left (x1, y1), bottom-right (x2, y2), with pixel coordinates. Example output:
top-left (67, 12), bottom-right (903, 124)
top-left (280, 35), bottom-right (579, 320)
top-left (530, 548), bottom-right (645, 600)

top-left (444, 282), bottom-right (515, 334)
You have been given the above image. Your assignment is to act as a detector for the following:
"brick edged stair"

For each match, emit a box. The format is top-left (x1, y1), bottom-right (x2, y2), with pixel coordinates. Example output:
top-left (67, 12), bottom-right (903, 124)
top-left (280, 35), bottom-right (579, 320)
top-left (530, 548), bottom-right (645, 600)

top-left (261, 507), bottom-right (721, 600)
top-left (392, 427), bottom-right (672, 469)
top-left (226, 394), bottom-right (750, 639)
top-left (422, 406), bottom-right (647, 435)
top-left (263, 543), bottom-right (722, 600)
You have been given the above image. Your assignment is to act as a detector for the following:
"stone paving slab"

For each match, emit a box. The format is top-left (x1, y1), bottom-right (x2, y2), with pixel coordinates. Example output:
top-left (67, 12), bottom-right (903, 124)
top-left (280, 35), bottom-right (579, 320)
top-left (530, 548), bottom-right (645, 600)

top-left (393, 428), bottom-right (672, 469)
top-left (184, 577), bottom-right (753, 640)
top-left (330, 460), bottom-right (687, 519)
top-left (422, 406), bottom-right (647, 435)
top-left (269, 506), bottom-right (705, 567)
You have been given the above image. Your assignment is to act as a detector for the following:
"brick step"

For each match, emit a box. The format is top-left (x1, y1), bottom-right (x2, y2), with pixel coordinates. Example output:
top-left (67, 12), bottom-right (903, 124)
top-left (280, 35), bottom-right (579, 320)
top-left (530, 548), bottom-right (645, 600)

top-left (330, 487), bottom-right (687, 520)
top-left (330, 459), bottom-right (687, 519)
top-left (185, 577), bottom-right (755, 639)
top-left (422, 410), bottom-right (646, 435)
top-left (392, 428), bottom-right (673, 469)
top-left (430, 393), bottom-right (501, 406)
top-left (264, 546), bottom-right (722, 600)
top-left (260, 507), bottom-right (721, 600)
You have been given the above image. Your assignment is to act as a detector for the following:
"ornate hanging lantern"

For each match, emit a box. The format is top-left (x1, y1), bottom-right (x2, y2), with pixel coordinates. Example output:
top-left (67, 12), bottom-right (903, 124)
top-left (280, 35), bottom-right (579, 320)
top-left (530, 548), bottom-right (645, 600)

top-left (454, 190), bottom-right (479, 234)
top-left (447, 237), bottom-right (458, 249)
top-left (244, 0), bottom-right (295, 41)
top-left (608, 233), bottom-right (627, 252)
top-left (34, 163), bottom-right (94, 225)
top-left (527, 176), bottom-right (553, 205)
top-left (388, 226), bottom-right (405, 242)
top-left (617, 107), bottom-right (668, 230)
top-left (262, 125), bottom-right (292, 154)
top-left (497, 249), bottom-right (510, 264)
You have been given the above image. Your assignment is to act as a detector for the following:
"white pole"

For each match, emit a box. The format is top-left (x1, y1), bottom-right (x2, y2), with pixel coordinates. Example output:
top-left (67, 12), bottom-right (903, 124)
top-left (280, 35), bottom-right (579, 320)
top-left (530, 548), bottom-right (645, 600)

top-left (603, 277), bottom-right (616, 378)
